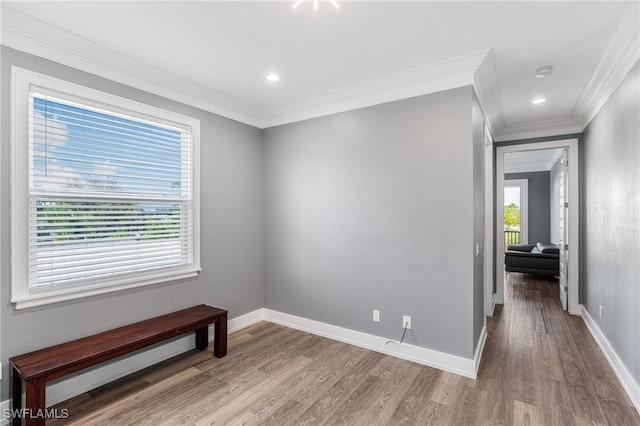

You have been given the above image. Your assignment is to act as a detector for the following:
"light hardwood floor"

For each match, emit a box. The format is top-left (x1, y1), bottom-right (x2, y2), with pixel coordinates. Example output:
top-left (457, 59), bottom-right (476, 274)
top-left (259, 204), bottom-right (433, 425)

top-left (51, 274), bottom-right (640, 425)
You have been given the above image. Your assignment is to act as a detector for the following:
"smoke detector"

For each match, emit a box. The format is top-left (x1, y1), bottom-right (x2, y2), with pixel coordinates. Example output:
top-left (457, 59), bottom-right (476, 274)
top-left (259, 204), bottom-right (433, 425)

top-left (535, 66), bottom-right (553, 78)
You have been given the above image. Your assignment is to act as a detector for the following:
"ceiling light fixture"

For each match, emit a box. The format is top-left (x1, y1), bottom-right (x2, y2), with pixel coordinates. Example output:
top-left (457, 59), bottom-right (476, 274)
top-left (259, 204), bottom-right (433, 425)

top-left (532, 98), bottom-right (547, 105)
top-left (535, 66), bottom-right (553, 78)
top-left (266, 74), bottom-right (282, 82)
top-left (292, 0), bottom-right (340, 10)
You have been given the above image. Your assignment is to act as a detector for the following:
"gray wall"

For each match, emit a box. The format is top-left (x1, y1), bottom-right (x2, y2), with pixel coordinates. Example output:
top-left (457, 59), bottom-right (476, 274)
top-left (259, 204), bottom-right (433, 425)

top-left (549, 159), bottom-right (562, 244)
top-left (472, 92), bottom-right (485, 351)
top-left (505, 171), bottom-right (551, 243)
top-left (263, 87), bottom-right (479, 359)
top-left (582, 62), bottom-right (639, 384)
top-left (0, 47), bottom-right (265, 399)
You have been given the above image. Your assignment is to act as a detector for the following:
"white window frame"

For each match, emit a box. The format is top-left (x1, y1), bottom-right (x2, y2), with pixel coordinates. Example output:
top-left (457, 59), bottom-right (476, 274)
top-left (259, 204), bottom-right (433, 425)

top-left (503, 179), bottom-right (528, 244)
top-left (10, 67), bottom-right (201, 309)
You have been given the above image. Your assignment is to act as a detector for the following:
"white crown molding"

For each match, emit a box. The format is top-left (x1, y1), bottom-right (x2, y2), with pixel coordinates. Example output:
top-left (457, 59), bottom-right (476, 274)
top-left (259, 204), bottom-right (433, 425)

top-left (495, 117), bottom-right (582, 142)
top-left (0, 5), bottom-right (264, 128)
top-left (12, 2), bottom-right (634, 138)
top-left (2, 3), bottom-right (638, 135)
top-left (546, 148), bottom-right (563, 170)
top-left (261, 50), bottom-right (489, 128)
top-left (473, 49), bottom-right (504, 139)
top-left (572, 2), bottom-right (640, 130)
top-left (1, 4), bottom-right (492, 130)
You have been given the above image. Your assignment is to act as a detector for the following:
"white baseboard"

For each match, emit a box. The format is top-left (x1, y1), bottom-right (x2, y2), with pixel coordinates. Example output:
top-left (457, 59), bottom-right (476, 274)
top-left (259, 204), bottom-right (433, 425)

top-left (228, 308), bottom-right (264, 333)
top-left (0, 400), bottom-right (8, 425)
top-left (1, 335), bottom-right (195, 425)
top-left (474, 325), bottom-right (487, 374)
top-left (262, 309), bottom-right (481, 379)
top-left (0, 307), bottom-right (264, 425)
top-left (489, 294), bottom-right (497, 316)
top-left (1, 306), bottom-right (487, 424)
top-left (8, 305), bottom-right (635, 422)
top-left (580, 304), bottom-right (640, 414)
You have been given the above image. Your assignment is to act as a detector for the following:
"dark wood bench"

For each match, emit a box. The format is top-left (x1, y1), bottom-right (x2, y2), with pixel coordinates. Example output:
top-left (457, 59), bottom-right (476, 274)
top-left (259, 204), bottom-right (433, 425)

top-left (10, 304), bottom-right (227, 426)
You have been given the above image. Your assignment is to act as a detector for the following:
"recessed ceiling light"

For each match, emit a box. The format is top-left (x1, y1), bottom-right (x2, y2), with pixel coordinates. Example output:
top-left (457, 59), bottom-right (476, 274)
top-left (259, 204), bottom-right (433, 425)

top-left (532, 98), bottom-right (547, 105)
top-left (266, 74), bottom-right (282, 82)
top-left (292, 0), bottom-right (340, 10)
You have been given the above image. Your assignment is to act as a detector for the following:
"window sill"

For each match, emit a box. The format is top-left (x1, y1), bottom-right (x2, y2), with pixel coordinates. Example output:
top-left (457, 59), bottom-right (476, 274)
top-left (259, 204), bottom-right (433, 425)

top-left (11, 269), bottom-right (201, 310)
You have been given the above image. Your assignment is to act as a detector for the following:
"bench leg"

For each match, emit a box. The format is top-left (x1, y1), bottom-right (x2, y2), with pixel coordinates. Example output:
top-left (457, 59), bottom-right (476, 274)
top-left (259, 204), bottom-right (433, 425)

top-left (10, 366), bottom-right (22, 426)
top-left (24, 376), bottom-right (46, 426)
top-left (213, 312), bottom-right (227, 358)
top-left (195, 325), bottom-right (209, 350)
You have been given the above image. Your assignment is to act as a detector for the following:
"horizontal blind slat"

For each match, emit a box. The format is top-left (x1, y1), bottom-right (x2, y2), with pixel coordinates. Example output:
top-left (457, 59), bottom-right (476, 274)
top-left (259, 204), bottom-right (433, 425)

top-left (32, 237), bottom-right (191, 250)
top-left (32, 99), bottom-right (186, 145)
top-left (29, 91), bottom-right (194, 289)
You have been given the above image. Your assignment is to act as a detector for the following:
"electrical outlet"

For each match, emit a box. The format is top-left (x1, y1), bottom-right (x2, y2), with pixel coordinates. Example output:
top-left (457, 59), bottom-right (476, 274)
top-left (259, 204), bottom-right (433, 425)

top-left (403, 315), bottom-right (412, 330)
top-left (599, 306), bottom-right (604, 318)
top-left (373, 310), bottom-right (380, 322)
top-left (475, 243), bottom-right (480, 256)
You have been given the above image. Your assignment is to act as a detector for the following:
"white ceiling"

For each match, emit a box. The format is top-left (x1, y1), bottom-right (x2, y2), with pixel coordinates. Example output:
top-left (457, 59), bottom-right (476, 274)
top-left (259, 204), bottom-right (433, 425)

top-left (2, 1), bottom-right (638, 137)
top-left (504, 149), bottom-right (563, 174)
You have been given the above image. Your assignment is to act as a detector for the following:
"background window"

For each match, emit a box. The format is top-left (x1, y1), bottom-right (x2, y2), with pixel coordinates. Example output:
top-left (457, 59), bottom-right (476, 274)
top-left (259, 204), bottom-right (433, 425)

top-left (503, 179), bottom-right (528, 247)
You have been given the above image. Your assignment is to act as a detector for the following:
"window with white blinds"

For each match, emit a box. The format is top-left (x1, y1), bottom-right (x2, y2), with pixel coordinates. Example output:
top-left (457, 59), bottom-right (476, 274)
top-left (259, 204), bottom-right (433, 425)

top-left (11, 68), bottom-right (201, 309)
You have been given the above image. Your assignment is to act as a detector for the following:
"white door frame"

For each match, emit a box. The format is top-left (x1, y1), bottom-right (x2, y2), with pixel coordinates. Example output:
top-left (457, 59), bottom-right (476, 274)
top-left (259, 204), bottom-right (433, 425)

top-left (503, 179), bottom-right (529, 244)
top-left (484, 124), bottom-right (495, 316)
top-left (558, 150), bottom-right (569, 310)
top-left (496, 138), bottom-right (580, 314)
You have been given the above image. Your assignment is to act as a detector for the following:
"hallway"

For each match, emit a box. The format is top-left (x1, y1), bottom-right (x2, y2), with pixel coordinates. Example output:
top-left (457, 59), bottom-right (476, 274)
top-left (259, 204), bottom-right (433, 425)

top-left (480, 273), bottom-right (639, 425)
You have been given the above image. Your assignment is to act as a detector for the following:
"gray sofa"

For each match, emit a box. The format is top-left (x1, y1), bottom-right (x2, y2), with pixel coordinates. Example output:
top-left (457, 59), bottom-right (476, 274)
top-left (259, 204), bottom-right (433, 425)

top-left (504, 242), bottom-right (559, 276)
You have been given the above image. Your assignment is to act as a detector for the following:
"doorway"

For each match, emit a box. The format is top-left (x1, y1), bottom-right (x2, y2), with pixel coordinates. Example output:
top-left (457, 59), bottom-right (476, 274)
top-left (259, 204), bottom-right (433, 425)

top-left (495, 139), bottom-right (580, 314)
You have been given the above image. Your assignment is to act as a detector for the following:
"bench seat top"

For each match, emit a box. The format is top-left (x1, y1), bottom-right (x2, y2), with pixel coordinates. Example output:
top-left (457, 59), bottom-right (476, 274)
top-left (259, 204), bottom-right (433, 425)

top-left (10, 304), bottom-right (226, 382)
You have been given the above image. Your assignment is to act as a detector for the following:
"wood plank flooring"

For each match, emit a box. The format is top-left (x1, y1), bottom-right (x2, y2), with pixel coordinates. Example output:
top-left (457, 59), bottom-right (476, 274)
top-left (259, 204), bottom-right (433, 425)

top-left (50, 274), bottom-right (640, 425)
